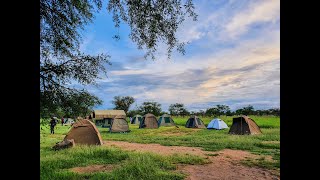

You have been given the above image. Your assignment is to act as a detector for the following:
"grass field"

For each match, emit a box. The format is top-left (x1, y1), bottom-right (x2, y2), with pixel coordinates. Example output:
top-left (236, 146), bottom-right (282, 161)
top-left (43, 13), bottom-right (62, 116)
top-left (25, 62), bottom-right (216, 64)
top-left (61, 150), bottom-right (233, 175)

top-left (40, 115), bottom-right (280, 179)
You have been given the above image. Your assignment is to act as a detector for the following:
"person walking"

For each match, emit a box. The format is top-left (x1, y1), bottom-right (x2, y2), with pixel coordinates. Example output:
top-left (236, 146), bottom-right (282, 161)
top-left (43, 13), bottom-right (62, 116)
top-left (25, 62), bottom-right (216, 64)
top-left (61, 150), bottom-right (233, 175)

top-left (50, 117), bottom-right (57, 134)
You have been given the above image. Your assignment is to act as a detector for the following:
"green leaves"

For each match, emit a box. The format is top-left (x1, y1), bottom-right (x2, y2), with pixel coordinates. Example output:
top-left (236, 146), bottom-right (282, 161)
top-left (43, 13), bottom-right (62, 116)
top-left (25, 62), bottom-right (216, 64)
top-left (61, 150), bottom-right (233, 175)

top-left (107, 0), bottom-right (197, 60)
top-left (112, 96), bottom-right (135, 113)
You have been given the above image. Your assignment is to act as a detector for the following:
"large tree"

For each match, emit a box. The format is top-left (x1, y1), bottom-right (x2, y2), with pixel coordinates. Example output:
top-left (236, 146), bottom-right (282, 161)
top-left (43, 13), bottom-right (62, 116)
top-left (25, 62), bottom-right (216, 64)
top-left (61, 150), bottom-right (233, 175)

top-left (205, 107), bottom-right (219, 117)
top-left (40, 0), bottom-right (197, 118)
top-left (112, 96), bottom-right (135, 113)
top-left (138, 101), bottom-right (162, 116)
top-left (168, 103), bottom-right (188, 116)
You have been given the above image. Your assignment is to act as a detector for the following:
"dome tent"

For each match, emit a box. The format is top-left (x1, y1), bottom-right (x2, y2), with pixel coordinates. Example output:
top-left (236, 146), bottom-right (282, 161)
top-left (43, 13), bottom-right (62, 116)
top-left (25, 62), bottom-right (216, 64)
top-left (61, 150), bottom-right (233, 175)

top-left (139, 113), bottom-right (159, 129)
top-left (131, 114), bottom-right (143, 124)
top-left (64, 119), bottom-right (103, 145)
top-left (228, 116), bottom-right (262, 135)
top-left (185, 115), bottom-right (206, 128)
top-left (110, 115), bottom-right (130, 133)
top-left (158, 114), bottom-right (177, 127)
top-left (207, 118), bottom-right (228, 130)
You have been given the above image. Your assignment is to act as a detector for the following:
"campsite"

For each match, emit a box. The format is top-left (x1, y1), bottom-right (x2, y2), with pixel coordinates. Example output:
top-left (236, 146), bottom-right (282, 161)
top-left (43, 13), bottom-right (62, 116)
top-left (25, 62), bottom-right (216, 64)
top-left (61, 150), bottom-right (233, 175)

top-left (40, 0), bottom-right (280, 179)
top-left (40, 115), bottom-right (280, 179)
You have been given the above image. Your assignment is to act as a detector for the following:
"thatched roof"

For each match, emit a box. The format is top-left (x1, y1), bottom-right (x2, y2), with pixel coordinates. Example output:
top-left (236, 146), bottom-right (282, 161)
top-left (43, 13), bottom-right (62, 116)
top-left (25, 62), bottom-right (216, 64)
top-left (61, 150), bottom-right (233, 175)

top-left (92, 110), bottom-right (126, 119)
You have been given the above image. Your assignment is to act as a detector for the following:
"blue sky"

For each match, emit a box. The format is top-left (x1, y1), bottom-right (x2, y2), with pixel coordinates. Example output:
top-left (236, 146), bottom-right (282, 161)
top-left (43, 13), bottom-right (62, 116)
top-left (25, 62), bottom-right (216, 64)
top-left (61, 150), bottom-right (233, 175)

top-left (77, 0), bottom-right (280, 112)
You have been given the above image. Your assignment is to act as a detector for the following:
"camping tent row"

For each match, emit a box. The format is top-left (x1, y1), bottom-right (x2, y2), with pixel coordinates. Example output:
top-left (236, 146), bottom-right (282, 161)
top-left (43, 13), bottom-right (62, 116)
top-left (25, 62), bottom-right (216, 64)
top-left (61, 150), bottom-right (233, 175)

top-left (89, 110), bottom-right (261, 135)
top-left (60, 115), bottom-right (262, 148)
top-left (131, 114), bottom-right (178, 128)
top-left (185, 115), bottom-right (262, 135)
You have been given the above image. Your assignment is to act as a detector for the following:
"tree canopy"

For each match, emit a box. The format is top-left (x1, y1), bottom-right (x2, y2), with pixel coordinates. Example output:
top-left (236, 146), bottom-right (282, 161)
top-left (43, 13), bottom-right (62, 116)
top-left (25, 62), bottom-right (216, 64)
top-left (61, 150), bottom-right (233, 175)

top-left (168, 103), bottom-right (189, 116)
top-left (112, 96), bottom-right (135, 113)
top-left (138, 101), bottom-right (162, 116)
top-left (40, 0), bottom-right (197, 118)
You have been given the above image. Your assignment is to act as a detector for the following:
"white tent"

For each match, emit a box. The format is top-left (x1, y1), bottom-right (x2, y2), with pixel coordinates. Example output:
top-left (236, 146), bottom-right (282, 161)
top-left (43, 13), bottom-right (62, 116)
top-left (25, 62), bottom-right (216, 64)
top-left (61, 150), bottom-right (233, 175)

top-left (207, 118), bottom-right (228, 130)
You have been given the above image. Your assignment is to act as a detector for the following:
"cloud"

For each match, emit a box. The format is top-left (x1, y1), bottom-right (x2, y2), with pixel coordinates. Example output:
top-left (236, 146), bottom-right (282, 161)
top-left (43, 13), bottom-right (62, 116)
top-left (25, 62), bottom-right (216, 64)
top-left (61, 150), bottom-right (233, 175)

top-left (225, 0), bottom-right (280, 38)
top-left (80, 0), bottom-right (280, 111)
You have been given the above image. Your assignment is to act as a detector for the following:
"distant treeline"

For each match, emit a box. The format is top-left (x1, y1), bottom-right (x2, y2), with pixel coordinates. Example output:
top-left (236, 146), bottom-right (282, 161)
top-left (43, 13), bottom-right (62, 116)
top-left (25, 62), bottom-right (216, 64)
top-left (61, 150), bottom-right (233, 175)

top-left (41, 95), bottom-right (280, 119)
top-left (127, 103), bottom-right (280, 117)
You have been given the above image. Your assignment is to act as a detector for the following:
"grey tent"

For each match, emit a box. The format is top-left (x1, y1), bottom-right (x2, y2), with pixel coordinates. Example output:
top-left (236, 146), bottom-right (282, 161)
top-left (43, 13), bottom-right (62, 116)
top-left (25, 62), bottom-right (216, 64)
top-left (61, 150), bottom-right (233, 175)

top-left (228, 116), bottom-right (262, 135)
top-left (139, 113), bottom-right (159, 129)
top-left (158, 114), bottom-right (177, 127)
top-left (131, 115), bottom-right (143, 124)
top-left (185, 115), bottom-right (206, 128)
top-left (110, 115), bottom-right (130, 133)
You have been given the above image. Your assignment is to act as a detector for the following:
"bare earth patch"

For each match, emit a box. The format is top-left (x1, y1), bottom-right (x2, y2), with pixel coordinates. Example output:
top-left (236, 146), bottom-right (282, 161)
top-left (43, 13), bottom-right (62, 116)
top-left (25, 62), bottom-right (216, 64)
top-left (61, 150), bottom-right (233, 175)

top-left (69, 164), bottom-right (116, 174)
top-left (105, 140), bottom-right (207, 157)
top-left (104, 141), bottom-right (279, 180)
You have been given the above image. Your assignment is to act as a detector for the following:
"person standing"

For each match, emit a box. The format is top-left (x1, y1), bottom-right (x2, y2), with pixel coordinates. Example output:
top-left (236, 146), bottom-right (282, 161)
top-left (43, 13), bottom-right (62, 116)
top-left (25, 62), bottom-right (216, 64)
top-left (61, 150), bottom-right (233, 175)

top-left (50, 117), bottom-right (57, 134)
top-left (61, 117), bottom-right (64, 126)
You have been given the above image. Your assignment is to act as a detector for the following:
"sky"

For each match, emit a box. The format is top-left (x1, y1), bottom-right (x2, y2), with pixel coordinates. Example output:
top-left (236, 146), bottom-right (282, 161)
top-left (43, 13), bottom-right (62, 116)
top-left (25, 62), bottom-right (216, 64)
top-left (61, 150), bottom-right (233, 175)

top-left (76, 0), bottom-right (280, 112)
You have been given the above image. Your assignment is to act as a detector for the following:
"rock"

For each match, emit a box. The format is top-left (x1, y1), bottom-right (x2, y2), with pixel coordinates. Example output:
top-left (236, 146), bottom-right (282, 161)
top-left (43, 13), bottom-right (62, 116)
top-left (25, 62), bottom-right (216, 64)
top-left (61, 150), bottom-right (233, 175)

top-left (52, 139), bottom-right (75, 150)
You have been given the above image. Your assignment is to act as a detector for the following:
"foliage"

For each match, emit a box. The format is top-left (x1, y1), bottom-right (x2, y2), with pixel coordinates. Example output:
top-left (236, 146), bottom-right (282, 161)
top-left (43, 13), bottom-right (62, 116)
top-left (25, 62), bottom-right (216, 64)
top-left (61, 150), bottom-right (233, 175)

top-left (168, 103), bottom-right (189, 116)
top-left (40, 0), bottom-right (197, 118)
top-left (138, 101), bottom-right (162, 116)
top-left (107, 0), bottom-right (198, 60)
top-left (112, 96), bottom-right (135, 113)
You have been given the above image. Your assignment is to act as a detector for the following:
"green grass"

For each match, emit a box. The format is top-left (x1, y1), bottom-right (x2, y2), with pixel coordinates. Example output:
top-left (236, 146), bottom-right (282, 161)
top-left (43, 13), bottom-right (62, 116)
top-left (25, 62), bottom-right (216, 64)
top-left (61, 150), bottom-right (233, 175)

top-left (41, 115), bottom-right (280, 178)
top-left (40, 125), bottom-right (207, 179)
top-left (101, 115), bottom-right (280, 168)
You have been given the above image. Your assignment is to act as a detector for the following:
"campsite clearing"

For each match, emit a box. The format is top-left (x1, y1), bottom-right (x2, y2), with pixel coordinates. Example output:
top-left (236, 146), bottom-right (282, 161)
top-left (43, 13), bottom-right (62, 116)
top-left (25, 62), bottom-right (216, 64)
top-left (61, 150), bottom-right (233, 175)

top-left (40, 115), bottom-right (279, 179)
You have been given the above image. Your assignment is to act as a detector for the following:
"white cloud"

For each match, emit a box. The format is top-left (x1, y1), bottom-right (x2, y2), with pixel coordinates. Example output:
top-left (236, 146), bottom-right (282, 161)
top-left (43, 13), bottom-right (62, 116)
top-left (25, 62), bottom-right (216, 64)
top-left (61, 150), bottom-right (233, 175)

top-left (86, 0), bottom-right (280, 111)
top-left (225, 0), bottom-right (280, 38)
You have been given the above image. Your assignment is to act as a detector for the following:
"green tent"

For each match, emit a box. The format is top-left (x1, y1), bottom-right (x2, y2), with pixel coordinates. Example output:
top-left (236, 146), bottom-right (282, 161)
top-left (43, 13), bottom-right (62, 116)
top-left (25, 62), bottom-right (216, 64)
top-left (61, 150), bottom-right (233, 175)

top-left (131, 115), bottom-right (143, 124)
top-left (158, 114), bottom-right (177, 127)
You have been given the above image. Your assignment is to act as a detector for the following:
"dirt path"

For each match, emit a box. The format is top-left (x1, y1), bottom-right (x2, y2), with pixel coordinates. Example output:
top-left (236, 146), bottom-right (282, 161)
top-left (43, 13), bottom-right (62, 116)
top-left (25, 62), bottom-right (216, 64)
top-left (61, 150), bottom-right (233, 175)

top-left (104, 141), bottom-right (279, 180)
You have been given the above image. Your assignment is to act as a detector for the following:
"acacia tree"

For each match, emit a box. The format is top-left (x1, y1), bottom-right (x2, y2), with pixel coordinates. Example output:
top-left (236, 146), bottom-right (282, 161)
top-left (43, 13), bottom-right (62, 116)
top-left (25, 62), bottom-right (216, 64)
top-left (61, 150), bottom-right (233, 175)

top-left (138, 101), bottom-right (162, 116)
top-left (40, 0), bottom-right (197, 118)
top-left (168, 103), bottom-right (188, 116)
top-left (112, 96), bottom-right (135, 113)
top-left (205, 107), bottom-right (219, 117)
top-left (216, 105), bottom-right (231, 116)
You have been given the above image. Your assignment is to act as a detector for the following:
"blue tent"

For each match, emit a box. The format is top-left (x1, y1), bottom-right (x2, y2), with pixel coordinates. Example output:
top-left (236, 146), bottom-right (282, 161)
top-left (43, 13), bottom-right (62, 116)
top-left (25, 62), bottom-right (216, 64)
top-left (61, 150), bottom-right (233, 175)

top-left (207, 118), bottom-right (228, 130)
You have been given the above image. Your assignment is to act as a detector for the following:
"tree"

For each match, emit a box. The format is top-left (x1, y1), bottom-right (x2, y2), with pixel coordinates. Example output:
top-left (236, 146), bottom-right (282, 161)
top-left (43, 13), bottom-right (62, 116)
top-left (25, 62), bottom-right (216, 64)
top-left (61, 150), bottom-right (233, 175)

top-left (242, 105), bottom-right (254, 115)
top-left (40, 0), bottom-right (197, 118)
top-left (112, 96), bottom-right (135, 113)
top-left (199, 110), bottom-right (205, 117)
top-left (127, 109), bottom-right (140, 117)
top-left (216, 105), bottom-right (231, 116)
top-left (40, 90), bottom-right (101, 118)
top-left (205, 107), bottom-right (219, 117)
top-left (180, 108), bottom-right (190, 117)
top-left (234, 105), bottom-right (254, 115)
top-left (138, 102), bottom-right (162, 116)
top-left (168, 103), bottom-right (188, 116)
